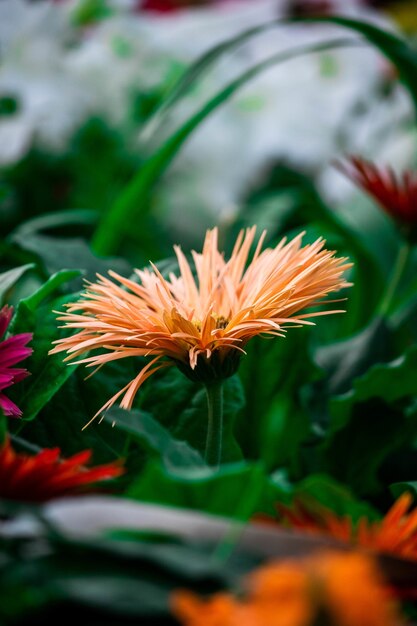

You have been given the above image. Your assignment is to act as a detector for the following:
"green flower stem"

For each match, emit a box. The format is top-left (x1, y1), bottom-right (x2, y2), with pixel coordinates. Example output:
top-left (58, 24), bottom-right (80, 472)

top-left (204, 381), bottom-right (224, 468)
top-left (378, 241), bottom-right (411, 317)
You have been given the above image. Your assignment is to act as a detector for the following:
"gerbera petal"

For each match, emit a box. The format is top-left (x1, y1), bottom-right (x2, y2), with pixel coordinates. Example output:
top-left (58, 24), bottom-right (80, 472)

top-left (51, 227), bottom-right (350, 418)
top-left (0, 438), bottom-right (124, 502)
top-left (337, 156), bottom-right (417, 227)
top-left (0, 394), bottom-right (22, 417)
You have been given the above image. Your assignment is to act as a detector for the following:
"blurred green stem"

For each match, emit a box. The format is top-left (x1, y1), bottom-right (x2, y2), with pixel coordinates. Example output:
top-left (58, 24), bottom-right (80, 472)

top-left (379, 241), bottom-right (411, 317)
top-left (0, 411), bottom-right (6, 445)
top-left (204, 381), bottom-right (224, 468)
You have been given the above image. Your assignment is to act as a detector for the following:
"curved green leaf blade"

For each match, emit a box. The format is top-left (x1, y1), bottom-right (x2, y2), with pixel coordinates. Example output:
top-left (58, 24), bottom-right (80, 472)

top-left (92, 37), bottom-right (356, 255)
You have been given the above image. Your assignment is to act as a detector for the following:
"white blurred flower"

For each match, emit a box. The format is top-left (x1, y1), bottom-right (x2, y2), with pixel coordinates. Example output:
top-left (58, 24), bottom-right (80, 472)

top-left (0, 0), bottom-right (413, 224)
top-left (0, 0), bottom-right (91, 164)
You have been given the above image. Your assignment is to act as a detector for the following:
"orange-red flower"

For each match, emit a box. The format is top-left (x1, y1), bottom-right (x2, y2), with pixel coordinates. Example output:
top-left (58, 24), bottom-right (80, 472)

top-left (0, 437), bottom-right (124, 502)
top-left (50, 227), bottom-right (351, 421)
top-left (172, 551), bottom-right (401, 626)
top-left (272, 492), bottom-right (417, 562)
top-left (337, 157), bottom-right (417, 229)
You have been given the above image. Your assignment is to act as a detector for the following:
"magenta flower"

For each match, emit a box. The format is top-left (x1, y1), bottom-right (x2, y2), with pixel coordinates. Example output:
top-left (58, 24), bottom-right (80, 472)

top-left (0, 306), bottom-right (32, 417)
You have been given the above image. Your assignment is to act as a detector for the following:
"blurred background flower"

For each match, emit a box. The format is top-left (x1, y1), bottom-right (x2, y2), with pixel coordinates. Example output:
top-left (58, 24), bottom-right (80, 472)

top-left (172, 550), bottom-right (402, 626)
top-left (0, 305), bottom-right (32, 418)
top-left (0, 437), bottom-right (124, 502)
top-left (1, 0), bottom-right (415, 242)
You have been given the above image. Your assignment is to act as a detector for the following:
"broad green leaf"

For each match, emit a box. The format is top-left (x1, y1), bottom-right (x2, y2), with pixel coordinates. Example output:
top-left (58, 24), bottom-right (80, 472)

top-left (128, 461), bottom-right (284, 520)
top-left (18, 270), bottom-right (82, 312)
top-left (236, 330), bottom-right (321, 473)
top-left (0, 264), bottom-right (35, 306)
top-left (322, 346), bottom-right (417, 496)
top-left (314, 317), bottom-right (391, 397)
top-left (11, 209), bottom-right (98, 237)
top-left (10, 231), bottom-right (131, 286)
top-left (13, 360), bottom-right (138, 464)
top-left (0, 531), bottom-right (236, 622)
top-left (330, 344), bottom-right (417, 431)
top-left (104, 407), bottom-right (205, 470)
top-left (8, 272), bottom-right (82, 421)
top-left (139, 368), bottom-right (245, 463)
top-left (292, 473), bottom-right (379, 523)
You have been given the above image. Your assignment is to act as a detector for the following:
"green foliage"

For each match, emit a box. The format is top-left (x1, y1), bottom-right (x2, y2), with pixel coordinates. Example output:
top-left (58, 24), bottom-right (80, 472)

top-left (0, 264), bottom-right (35, 305)
top-left (128, 460), bottom-right (284, 520)
top-left (138, 369), bottom-right (245, 463)
top-left (0, 524), bottom-right (247, 624)
top-left (104, 407), bottom-right (205, 471)
top-left (322, 346), bottom-right (417, 496)
top-left (92, 37), bottom-right (355, 256)
top-left (236, 330), bottom-right (321, 474)
top-left (291, 473), bottom-right (379, 522)
top-left (8, 271), bottom-right (82, 421)
top-left (2, 11), bottom-right (417, 622)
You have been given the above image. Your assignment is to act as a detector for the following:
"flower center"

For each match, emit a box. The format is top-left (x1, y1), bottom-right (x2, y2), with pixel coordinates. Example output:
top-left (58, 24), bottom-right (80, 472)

top-left (214, 315), bottom-right (229, 330)
top-left (193, 315), bottom-right (229, 332)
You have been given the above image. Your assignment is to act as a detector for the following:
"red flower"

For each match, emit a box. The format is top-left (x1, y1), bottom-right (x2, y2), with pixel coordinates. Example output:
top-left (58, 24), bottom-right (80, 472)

top-left (139, 0), bottom-right (235, 13)
top-left (0, 438), bottom-right (124, 502)
top-left (0, 305), bottom-right (32, 418)
top-left (337, 157), bottom-right (417, 229)
top-left (263, 493), bottom-right (417, 562)
top-left (140, 0), bottom-right (204, 13)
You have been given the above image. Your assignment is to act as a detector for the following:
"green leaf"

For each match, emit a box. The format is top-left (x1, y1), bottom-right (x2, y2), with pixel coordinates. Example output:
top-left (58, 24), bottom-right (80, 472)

top-left (236, 330), bottom-right (321, 473)
top-left (0, 264), bottom-right (35, 306)
top-left (145, 16), bottom-right (417, 135)
top-left (104, 407), bottom-right (205, 471)
top-left (139, 368), bottom-right (245, 463)
top-left (92, 36), bottom-right (355, 255)
top-left (8, 272), bottom-right (82, 421)
top-left (322, 346), bottom-right (417, 496)
top-left (390, 481), bottom-right (417, 500)
top-left (11, 209), bottom-right (98, 237)
top-left (128, 461), bottom-right (284, 520)
top-left (331, 344), bottom-right (417, 430)
top-left (141, 21), bottom-right (279, 139)
top-left (313, 16), bottom-right (417, 110)
top-left (93, 15), bottom-right (417, 255)
top-left (18, 270), bottom-right (82, 312)
top-left (14, 366), bottom-right (129, 464)
top-left (293, 473), bottom-right (379, 523)
top-left (314, 316), bottom-right (391, 397)
top-left (0, 530), bottom-right (237, 622)
top-left (10, 231), bottom-right (131, 287)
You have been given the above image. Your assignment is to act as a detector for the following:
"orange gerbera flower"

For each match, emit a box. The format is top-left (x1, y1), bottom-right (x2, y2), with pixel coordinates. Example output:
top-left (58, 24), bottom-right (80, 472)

top-left (337, 157), bottom-right (417, 230)
top-left (50, 227), bottom-right (350, 421)
top-left (272, 492), bottom-right (417, 562)
top-left (0, 437), bottom-right (124, 502)
top-left (172, 551), bottom-right (401, 626)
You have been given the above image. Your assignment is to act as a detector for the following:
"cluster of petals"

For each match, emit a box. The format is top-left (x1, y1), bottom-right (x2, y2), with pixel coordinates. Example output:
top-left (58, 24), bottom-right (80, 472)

top-left (337, 156), bottom-right (417, 227)
top-left (172, 550), bottom-right (400, 626)
top-left (0, 305), bottom-right (32, 418)
top-left (50, 227), bottom-right (351, 420)
top-left (274, 492), bottom-right (417, 562)
top-left (0, 437), bottom-right (124, 502)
